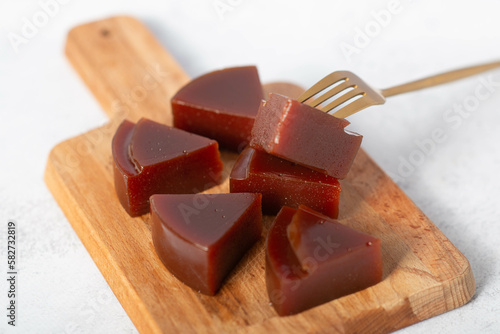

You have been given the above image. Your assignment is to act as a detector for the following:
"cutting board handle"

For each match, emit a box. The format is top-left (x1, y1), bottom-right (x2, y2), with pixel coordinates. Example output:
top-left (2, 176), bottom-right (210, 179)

top-left (65, 16), bottom-right (190, 125)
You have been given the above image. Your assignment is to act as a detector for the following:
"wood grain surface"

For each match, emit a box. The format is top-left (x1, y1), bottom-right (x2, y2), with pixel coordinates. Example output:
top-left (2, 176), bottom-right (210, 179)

top-left (44, 16), bottom-right (475, 334)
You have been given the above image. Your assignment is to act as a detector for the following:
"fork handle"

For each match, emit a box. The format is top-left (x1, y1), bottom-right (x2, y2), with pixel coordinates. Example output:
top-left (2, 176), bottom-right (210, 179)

top-left (380, 60), bottom-right (500, 98)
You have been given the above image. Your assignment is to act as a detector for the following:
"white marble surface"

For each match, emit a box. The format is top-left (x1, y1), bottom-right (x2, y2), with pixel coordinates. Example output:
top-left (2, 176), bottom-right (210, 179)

top-left (1, 0), bottom-right (499, 333)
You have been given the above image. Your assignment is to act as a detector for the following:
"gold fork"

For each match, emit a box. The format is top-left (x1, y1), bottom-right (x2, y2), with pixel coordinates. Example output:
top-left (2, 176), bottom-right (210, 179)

top-left (297, 60), bottom-right (500, 118)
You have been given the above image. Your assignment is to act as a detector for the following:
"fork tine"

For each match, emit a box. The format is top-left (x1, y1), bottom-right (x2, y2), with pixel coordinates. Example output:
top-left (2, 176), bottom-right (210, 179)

top-left (305, 80), bottom-right (356, 108)
top-left (320, 89), bottom-right (364, 113)
top-left (330, 96), bottom-right (375, 118)
top-left (296, 72), bottom-right (349, 102)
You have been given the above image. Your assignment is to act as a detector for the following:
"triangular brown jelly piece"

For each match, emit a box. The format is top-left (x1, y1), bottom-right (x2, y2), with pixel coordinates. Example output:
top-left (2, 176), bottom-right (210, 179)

top-left (172, 66), bottom-right (263, 150)
top-left (150, 193), bottom-right (262, 295)
top-left (112, 118), bottom-right (223, 217)
top-left (266, 205), bottom-right (382, 316)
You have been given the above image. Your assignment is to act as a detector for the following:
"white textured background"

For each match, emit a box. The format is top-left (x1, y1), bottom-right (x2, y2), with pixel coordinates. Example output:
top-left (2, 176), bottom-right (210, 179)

top-left (1, 0), bottom-right (500, 333)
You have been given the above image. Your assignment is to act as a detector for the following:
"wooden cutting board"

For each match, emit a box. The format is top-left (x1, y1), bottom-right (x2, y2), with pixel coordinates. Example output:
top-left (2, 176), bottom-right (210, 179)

top-left (44, 16), bottom-right (475, 334)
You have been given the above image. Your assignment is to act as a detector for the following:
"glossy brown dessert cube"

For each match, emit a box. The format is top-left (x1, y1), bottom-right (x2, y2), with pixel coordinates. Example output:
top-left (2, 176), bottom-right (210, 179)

top-left (112, 118), bottom-right (223, 217)
top-left (172, 66), bottom-right (263, 151)
top-left (230, 147), bottom-right (340, 218)
top-left (250, 93), bottom-right (363, 179)
top-left (150, 193), bottom-right (262, 295)
top-left (266, 205), bottom-right (382, 316)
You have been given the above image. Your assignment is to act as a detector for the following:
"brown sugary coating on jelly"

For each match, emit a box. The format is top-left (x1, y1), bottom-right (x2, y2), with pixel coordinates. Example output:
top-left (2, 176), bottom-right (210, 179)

top-left (250, 93), bottom-right (363, 179)
top-left (266, 205), bottom-right (382, 316)
top-left (112, 118), bottom-right (223, 217)
top-left (151, 193), bottom-right (262, 295)
top-left (230, 147), bottom-right (340, 218)
top-left (172, 66), bottom-right (263, 151)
